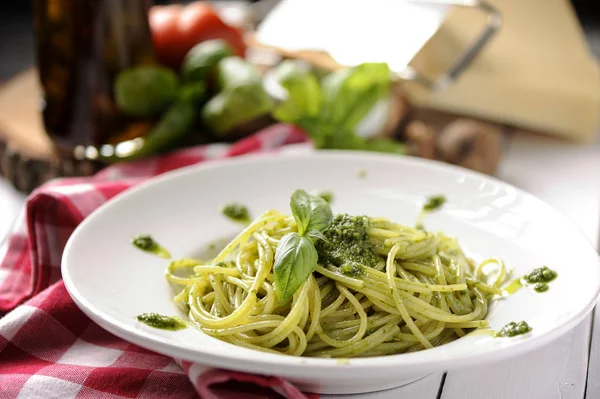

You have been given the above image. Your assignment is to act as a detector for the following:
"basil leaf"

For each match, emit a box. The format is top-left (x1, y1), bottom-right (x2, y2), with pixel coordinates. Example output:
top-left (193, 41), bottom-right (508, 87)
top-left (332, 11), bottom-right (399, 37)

top-left (273, 232), bottom-right (318, 305)
top-left (305, 229), bottom-right (327, 242)
top-left (202, 82), bottom-right (274, 136)
top-left (270, 60), bottom-right (322, 123)
top-left (290, 189), bottom-right (333, 236)
top-left (320, 63), bottom-right (391, 131)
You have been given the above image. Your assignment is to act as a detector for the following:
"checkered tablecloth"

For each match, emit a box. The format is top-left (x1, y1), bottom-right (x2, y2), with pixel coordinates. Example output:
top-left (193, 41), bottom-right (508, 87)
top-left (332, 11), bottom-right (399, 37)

top-left (0, 124), bottom-right (320, 399)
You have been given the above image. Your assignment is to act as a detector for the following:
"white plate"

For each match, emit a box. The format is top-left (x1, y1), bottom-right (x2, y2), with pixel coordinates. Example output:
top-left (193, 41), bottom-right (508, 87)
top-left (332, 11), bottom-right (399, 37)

top-left (62, 152), bottom-right (600, 394)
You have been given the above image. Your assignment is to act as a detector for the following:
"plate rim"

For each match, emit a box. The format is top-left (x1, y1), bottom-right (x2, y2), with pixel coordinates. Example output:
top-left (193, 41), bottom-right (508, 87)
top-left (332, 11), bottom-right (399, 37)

top-left (61, 150), bottom-right (600, 376)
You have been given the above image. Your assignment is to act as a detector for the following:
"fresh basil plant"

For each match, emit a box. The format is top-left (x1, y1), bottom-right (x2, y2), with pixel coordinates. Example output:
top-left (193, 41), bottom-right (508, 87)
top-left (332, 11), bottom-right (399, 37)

top-left (269, 61), bottom-right (405, 155)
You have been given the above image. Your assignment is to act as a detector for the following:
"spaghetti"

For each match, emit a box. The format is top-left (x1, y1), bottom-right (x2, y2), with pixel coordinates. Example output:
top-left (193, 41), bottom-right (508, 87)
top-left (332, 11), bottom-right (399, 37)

top-left (165, 209), bottom-right (507, 358)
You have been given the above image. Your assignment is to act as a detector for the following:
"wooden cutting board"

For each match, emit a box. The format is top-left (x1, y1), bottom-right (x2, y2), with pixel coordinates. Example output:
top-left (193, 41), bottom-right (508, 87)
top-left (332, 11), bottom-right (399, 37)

top-left (404, 0), bottom-right (600, 142)
top-left (0, 69), bottom-right (99, 193)
top-left (251, 0), bottom-right (600, 142)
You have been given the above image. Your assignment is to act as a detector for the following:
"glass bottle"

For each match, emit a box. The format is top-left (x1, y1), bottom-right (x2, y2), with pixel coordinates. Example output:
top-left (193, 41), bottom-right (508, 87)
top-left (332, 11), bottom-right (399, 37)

top-left (33, 0), bottom-right (156, 157)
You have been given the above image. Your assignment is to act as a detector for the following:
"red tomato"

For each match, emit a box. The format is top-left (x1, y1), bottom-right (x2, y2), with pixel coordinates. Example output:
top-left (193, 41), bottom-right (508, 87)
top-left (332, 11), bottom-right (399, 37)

top-left (149, 2), bottom-right (246, 69)
top-left (149, 5), bottom-right (185, 68)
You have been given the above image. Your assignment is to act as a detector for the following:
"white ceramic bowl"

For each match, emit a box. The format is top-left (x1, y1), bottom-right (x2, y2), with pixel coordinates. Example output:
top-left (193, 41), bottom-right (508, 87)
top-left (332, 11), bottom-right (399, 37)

top-left (62, 152), bottom-right (600, 394)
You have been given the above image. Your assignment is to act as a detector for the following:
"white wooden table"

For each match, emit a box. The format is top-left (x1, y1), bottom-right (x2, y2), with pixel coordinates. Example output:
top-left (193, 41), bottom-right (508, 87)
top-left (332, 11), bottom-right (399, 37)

top-left (0, 132), bottom-right (599, 398)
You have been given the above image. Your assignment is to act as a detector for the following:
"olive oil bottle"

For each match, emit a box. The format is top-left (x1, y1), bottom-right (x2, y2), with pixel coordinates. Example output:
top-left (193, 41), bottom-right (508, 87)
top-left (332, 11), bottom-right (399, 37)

top-left (34, 0), bottom-right (156, 157)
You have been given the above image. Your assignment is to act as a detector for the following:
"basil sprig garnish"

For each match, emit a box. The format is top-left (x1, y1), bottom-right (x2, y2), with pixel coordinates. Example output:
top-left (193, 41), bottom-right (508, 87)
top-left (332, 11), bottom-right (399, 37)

top-left (290, 189), bottom-right (333, 235)
top-left (274, 189), bottom-right (333, 305)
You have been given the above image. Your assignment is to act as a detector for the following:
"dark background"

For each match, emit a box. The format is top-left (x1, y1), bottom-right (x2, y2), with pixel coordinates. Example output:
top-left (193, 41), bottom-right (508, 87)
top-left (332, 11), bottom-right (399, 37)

top-left (0, 0), bottom-right (598, 82)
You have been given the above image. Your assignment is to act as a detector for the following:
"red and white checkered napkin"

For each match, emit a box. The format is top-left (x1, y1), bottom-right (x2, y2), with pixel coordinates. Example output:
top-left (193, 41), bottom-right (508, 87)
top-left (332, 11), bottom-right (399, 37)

top-left (0, 124), bottom-right (320, 399)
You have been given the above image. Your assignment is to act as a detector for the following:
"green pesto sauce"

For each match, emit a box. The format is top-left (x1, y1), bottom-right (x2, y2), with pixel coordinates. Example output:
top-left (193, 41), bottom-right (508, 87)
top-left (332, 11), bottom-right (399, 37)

top-left (503, 278), bottom-right (523, 295)
top-left (496, 321), bottom-right (532, 338)
top-left (534, 283), bottom-right (549, 292)
top-left (340, 261), bottom-right (365, 278)
top-left (523, 266), bottom-right (557, 284)
top-left (315, 214), bottom-right (379, 270)
top-left (215, 261), bottom-right (236, 268)
top-left (423, 195), bottom-right (446, 211)
top-left (317, 191), bottom-right (334, 204)
top-left (136, 313), bottom-right (187, 331)
top-left (222, 203), bottom-right (250, 223)
top-left (131, 234), bottom-right (171, 259)
top-left (415, 195), bottom-right (446, 230)
top-left (365, 328), bottom-right (377, 336)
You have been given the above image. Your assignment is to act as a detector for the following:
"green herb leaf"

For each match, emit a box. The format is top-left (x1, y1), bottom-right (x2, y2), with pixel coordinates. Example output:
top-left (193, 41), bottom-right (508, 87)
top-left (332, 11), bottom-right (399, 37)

top-left (270, 62), bottom-right (394, 153)
top-left (320, 63), bottom-right (391, 131)
top-left (270, 60), bottom-right (322, 123)
top-left (273, 232), bottom-right (318, 305)
top-left (290, 189), bottom-right (333, 236)
top-left (202, 82), bottom-right (274, 136)
top-left (305, 229), bottom-right (327, 242)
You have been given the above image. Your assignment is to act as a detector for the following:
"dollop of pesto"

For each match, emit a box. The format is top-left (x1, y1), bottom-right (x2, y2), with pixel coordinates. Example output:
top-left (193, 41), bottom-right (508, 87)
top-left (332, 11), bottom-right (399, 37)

top-left (340, 261), bottom-right (365, 278)
top-left (533, 283), bottom-right (549, 292)
top-left (524, 266), bottom-right (557, 284)
top-left (415, 194), bottom-right (447, 230)
top-left (423, 195), bottom-right (446, 211)
top-left (136, 313), bottom-right (187, 331)
top-left (215, 260), bottom-right (236, 268)
top-left (131, 234), bottom-right (171, 258)
top-left (222, 203), bottom-right (250, 223)
top-left (497, 321), bottom-right (532, 337)
top-left (315, 214), bottom-right (379, 270)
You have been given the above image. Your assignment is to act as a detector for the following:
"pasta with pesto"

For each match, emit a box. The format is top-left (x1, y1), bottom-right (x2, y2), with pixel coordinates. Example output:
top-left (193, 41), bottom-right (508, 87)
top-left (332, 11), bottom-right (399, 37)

top-left (166, 205), bottom-right (507, 358)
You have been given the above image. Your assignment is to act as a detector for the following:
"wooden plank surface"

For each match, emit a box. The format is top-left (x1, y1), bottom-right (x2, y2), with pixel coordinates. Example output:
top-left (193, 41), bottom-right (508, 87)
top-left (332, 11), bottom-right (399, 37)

top-left (586, 305), bottom-right (600, 398)
top-left (442, 318), bottom-right (592, 399)
top-left (321, 373), bottom-right (445, 399)
top-left (585, 208), bottom-right (600, 399)
top-left (0, 68), bottom-right (51, 159)
top-left (586, 306), bottom-right (600, 398)
top-left (440, 131), bottom-right (600, 399)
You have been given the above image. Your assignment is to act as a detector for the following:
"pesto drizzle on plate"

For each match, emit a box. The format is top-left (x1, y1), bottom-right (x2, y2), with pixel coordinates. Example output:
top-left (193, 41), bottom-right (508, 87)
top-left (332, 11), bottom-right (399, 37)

top-left (136, 313), bottom-right (187, 331)
top-left (523, 266), bottom-right (557, 293)
top-left (496, 321), bottom-right (532, 338)
top-left (221, 203), bottom-right (250, 224)
top-left (416, 194), bottom-right (447, 230)
top-left (523, 266), bottom-right (557, 284)
top-left (423, 195), bottom-right (446, 211)
top-left (131, 234), bottom-right (171, 258)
